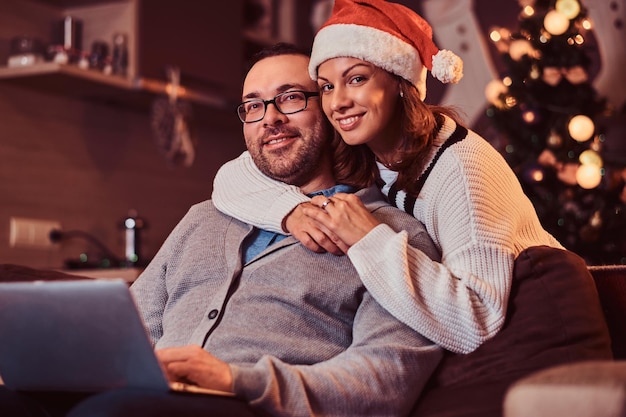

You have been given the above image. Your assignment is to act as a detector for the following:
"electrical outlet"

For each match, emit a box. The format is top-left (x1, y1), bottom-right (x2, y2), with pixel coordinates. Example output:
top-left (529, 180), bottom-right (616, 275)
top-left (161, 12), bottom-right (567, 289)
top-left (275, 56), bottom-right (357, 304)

top-left (9, 217), bottom-right (62, 248)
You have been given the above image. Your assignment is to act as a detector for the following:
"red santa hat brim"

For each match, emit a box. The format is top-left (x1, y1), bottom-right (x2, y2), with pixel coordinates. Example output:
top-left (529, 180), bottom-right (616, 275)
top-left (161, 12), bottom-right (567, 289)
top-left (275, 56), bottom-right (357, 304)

top-left (309, 23), bottom-right (428, 99)
top-left (308, 0), bottom-right (463, 100)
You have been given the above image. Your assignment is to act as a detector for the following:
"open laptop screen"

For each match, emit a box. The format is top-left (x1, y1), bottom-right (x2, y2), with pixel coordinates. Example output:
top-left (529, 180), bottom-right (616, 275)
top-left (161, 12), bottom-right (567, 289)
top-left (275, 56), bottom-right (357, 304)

top-left (0, 279), bottom-right (168, 392)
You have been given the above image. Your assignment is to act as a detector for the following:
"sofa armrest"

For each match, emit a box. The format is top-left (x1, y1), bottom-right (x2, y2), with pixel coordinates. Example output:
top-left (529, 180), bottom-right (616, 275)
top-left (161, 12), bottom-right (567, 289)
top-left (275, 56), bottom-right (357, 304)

top-left (589, 265), bottom-right (626, 359)
top-left (504, 360), bottom-right (626, 417)
top-left (0, 264), bottom-right (90, 282)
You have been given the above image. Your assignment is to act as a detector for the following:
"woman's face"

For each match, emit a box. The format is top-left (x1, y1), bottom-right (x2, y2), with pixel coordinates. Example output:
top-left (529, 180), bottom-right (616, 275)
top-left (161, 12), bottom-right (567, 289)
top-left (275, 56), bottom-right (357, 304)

top-left (316, 57), bottom-right (402, 153)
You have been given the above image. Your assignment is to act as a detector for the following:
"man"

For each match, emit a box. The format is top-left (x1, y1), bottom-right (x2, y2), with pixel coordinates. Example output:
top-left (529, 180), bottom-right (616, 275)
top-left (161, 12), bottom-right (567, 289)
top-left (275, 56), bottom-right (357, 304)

top-left (1, 43), bottom-right (442, 417)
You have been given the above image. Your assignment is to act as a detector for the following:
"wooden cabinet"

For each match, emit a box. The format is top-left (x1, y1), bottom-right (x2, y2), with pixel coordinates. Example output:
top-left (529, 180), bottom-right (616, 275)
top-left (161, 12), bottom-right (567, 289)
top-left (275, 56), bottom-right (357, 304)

top-left (0, 0), bottom-right (244, 110)
top-left (136, 0), bottom-right (242, 103)
top-left (241, 0), bottom-right (318, 61)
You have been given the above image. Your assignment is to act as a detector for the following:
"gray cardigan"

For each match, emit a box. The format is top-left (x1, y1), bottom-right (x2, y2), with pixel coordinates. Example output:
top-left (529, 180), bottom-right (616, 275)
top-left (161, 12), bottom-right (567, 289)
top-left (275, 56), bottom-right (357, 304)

top-left (131, 186), bottom-right (442, 417)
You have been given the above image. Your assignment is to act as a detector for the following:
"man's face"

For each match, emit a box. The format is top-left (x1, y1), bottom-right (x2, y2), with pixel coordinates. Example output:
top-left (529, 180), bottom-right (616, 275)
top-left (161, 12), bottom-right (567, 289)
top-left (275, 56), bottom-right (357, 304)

top-left (242, 54), bottom-right (332, 189)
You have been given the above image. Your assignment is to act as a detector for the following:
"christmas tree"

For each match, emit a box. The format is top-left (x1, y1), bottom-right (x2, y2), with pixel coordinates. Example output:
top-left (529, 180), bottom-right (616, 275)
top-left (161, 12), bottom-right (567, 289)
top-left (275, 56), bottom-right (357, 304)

top-left (484, 0), bottom-right (626, 265)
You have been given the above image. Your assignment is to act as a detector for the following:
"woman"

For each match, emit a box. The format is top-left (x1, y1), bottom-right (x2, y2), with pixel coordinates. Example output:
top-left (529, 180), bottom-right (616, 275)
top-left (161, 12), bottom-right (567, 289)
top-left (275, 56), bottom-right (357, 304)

top-left (212, 0), bottom-right (569, 354)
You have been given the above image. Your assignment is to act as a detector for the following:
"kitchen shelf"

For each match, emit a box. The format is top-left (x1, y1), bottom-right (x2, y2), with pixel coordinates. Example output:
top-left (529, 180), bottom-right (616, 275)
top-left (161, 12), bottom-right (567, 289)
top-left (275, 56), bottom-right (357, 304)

top-left (1, 0), bottom-right (243, 113)
top-left (0, 62), bottom-right (230, 110)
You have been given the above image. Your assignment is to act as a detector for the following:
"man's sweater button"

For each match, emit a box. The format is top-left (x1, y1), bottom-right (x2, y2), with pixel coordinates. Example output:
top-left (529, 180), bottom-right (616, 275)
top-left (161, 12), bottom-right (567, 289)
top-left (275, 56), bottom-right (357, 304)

top-left (208, 309), bottom-right (219, 319)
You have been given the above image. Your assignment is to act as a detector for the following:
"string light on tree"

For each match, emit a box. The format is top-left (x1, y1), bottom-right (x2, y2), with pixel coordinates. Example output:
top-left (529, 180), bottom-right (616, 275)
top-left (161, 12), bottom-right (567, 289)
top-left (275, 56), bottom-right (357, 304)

top-left (509, 39), bottom-right (538, 60)
top-left (568, 114), bottom-right (595, 142)
top-left (544, 9), bottom-right (570, 35)
top-left (576, 164), bottom-right (602, 189)
top-left (484, 0), bottom-right (626, 264)
top-left (485, 79), bottom-right (508, 106)
top-left (555, 0), bottom-right (581, 19)
top-left (579, 149), bottom-right (602, 167)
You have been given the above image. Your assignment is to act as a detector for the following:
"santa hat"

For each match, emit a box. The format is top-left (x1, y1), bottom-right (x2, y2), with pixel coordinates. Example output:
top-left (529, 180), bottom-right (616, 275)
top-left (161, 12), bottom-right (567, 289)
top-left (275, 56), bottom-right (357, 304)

top-left (309, 0), bottom-right (463, 100)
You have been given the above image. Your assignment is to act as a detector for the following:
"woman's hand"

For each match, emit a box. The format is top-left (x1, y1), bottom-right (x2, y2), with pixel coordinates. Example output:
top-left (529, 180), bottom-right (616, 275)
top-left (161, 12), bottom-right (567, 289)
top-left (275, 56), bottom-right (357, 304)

top-left (304, 193), bottom-right (381, 253)
top-left (156, 345), bottom-right (234, 393)
top-left (284, 202), bottom-right (345, 255)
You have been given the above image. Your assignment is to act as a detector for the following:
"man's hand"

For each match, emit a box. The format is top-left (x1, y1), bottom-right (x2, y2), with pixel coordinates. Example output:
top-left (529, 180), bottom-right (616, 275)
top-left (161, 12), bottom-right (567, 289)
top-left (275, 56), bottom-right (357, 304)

top-left (156, 345), bottom-right (234, 393)
top-left (284, 202), bottom-right (346, 255)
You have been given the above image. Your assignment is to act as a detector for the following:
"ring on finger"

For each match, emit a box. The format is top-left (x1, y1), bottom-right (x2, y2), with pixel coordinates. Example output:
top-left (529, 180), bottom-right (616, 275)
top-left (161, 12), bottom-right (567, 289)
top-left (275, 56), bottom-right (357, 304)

top-left (320, 198), bottom-right (334, 210)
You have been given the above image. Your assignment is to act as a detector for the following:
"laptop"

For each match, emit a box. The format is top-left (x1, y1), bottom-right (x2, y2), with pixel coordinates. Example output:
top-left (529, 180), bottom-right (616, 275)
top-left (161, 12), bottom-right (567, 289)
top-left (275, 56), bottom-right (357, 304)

top-left (0, 279), bottom-right (232, 396)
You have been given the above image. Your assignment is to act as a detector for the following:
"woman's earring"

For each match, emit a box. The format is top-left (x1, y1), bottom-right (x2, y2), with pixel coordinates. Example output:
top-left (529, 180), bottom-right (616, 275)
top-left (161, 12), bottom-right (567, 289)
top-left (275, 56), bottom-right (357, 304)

top-left (399, 90), bottom-right (404, 98)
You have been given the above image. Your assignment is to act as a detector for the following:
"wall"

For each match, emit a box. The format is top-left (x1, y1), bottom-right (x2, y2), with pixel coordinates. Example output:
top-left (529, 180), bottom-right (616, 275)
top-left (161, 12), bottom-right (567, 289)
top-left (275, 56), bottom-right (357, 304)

top-left (0, 82), bottom-right (244, 269)
top-left (0, 0), bottom-right (246, 269)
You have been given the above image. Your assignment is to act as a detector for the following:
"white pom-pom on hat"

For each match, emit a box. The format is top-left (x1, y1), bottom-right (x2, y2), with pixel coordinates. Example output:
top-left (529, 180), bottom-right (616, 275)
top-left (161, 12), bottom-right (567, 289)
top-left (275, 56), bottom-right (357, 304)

top-left (432, 49), bottom-right (464, 84)
top-left (309, 0), bottom-right (464, 100)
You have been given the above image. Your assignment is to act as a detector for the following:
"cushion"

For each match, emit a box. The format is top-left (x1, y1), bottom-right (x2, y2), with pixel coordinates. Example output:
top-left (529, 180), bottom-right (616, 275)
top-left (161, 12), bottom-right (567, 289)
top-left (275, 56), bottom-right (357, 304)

top-left (503, 360), bottom-right (626, 417)
top-left (412, 246), bottom-right (613, 417)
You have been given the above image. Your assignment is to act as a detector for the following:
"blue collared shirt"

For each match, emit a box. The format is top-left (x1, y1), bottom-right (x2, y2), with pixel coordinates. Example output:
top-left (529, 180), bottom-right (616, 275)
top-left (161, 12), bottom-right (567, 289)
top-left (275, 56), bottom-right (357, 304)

top-left (243, 184), bottom-right (356, 263)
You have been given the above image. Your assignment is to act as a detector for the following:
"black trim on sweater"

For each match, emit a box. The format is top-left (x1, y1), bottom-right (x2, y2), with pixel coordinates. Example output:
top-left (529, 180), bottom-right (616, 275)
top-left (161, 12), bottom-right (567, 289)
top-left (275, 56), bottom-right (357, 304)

top-left (388, 123), bottom-right (468, 215)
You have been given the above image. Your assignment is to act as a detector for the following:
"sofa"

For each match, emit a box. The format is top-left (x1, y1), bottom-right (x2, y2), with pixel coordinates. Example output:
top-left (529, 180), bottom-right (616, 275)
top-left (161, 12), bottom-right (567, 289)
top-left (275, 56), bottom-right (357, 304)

top-left (411, 250), bottom-right (626, 417)
top-left (502, 265), bottom-right (626, 417)
top-left (1, 252), bottom-right (626, 417)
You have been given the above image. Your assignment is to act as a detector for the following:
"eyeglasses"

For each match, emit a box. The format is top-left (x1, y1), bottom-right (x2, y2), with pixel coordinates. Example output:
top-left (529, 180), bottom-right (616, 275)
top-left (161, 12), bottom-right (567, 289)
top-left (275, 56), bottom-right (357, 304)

top-left (236, 90), bottom-right (320, 123)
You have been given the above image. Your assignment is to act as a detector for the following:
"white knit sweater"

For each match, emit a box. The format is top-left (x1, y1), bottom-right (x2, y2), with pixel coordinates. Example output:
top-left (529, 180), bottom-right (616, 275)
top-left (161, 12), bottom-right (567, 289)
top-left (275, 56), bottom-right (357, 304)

top-left (212, 116), bottom-right (563, 353)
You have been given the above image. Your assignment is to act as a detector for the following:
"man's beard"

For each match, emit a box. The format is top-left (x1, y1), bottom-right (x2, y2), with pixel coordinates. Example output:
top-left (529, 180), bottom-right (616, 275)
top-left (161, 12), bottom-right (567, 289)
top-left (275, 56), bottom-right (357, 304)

top-left (249, 122), bottom-right (329, 187)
